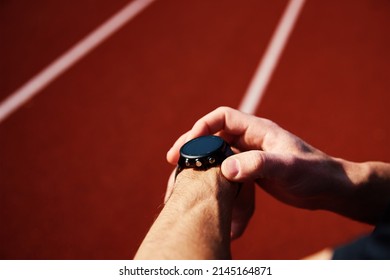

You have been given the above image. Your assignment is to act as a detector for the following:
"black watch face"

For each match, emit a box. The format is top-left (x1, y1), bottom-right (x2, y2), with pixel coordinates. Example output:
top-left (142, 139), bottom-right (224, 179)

top-left (180, 135), bottom-right (224, 158)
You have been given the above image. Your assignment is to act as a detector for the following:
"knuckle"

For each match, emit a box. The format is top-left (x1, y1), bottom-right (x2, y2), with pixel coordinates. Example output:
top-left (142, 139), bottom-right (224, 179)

top-left (215, 106), bottom-right (234, 116)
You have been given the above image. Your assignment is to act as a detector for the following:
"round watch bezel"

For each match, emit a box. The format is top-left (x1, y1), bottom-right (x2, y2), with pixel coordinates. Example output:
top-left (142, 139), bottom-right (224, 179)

top-left (176, 135), bottom-right (233, 173)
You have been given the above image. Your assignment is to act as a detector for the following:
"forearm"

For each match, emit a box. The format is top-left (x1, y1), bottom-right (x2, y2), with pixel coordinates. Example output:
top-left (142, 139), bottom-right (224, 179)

top-left (134, 168), bottom-right (237, 259)
top-left (324, 159), bottom-right (390, 224)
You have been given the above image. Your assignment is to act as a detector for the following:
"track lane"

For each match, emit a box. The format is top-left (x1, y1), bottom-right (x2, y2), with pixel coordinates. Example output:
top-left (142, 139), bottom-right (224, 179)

top-left (0, 0), bottom-right (131, 102)
top-left (0, 0), bottom-right (287, 259)
top-left (232, 0), bottom-right (390, 259)
top-left (2, 0), bottom-right (388, 260)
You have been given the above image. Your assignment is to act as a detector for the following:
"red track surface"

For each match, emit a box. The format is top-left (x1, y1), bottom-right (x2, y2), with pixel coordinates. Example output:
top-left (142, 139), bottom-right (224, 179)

top-left (1, 0), bottom-right (389, 259)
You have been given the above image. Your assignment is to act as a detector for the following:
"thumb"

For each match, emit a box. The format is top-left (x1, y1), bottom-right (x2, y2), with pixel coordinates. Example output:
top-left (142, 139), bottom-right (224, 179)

top-left (221, 150), bottom-right (289, 181)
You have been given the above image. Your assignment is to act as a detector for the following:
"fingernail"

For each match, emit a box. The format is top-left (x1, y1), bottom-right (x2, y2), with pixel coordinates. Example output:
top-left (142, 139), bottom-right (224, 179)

top-left (224, 158), bottom-right (240, 178)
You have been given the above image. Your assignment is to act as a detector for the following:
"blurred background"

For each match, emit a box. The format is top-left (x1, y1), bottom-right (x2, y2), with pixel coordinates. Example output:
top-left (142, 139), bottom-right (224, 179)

top-left (1, 0), bottom-right (389, 259)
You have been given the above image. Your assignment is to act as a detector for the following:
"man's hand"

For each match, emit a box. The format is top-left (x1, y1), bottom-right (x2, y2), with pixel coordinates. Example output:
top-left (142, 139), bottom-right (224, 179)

top-left (167, 106), bottom-right (390, 225)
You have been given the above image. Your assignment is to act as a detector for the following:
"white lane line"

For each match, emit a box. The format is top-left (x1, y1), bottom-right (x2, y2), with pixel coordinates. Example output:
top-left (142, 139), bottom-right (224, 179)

top-left (239, 0), bottom-right (306, 114)
top-left (0, 0), bottom-right (157, 123)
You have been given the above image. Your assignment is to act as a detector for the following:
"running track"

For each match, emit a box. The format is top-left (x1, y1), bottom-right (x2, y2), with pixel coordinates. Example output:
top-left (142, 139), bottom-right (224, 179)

top-left (1, 0), bottom-right (389, 259)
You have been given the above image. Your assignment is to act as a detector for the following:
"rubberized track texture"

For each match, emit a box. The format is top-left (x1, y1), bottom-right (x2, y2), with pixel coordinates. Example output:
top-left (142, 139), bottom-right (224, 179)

top-left (1, 0), bottom-right (389, 259)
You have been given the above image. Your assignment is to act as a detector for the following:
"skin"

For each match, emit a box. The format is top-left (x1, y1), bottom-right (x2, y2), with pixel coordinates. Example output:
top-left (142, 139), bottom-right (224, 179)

top-left (164, 168), bottom-right (255, 241)
top-left (134, 168), bottom-right (239, 259)
top-left (137, 106), bottom-right (390, 259)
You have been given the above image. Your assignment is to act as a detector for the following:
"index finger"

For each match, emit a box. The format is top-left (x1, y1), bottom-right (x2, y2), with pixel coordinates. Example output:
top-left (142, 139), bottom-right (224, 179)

top-left (167, 107), bottom-right (273, 164)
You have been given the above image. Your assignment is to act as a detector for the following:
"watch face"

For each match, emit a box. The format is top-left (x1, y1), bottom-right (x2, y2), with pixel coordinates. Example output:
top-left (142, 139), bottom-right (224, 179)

top-left (180, 135), bottom-right (224, 158)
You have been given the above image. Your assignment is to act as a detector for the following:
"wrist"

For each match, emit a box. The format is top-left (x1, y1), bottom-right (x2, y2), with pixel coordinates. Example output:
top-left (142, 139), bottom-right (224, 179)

top-left (325, 158), bottom-right (390, 224)
top-left (172, 168), bottom-right (238, 205)
top-left (142, 167), bottom-right (237, 259)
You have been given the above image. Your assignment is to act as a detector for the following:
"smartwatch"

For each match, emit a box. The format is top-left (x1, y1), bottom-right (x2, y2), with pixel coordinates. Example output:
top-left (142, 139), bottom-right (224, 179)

top-left (175, 135), bottom-right (234, 178)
